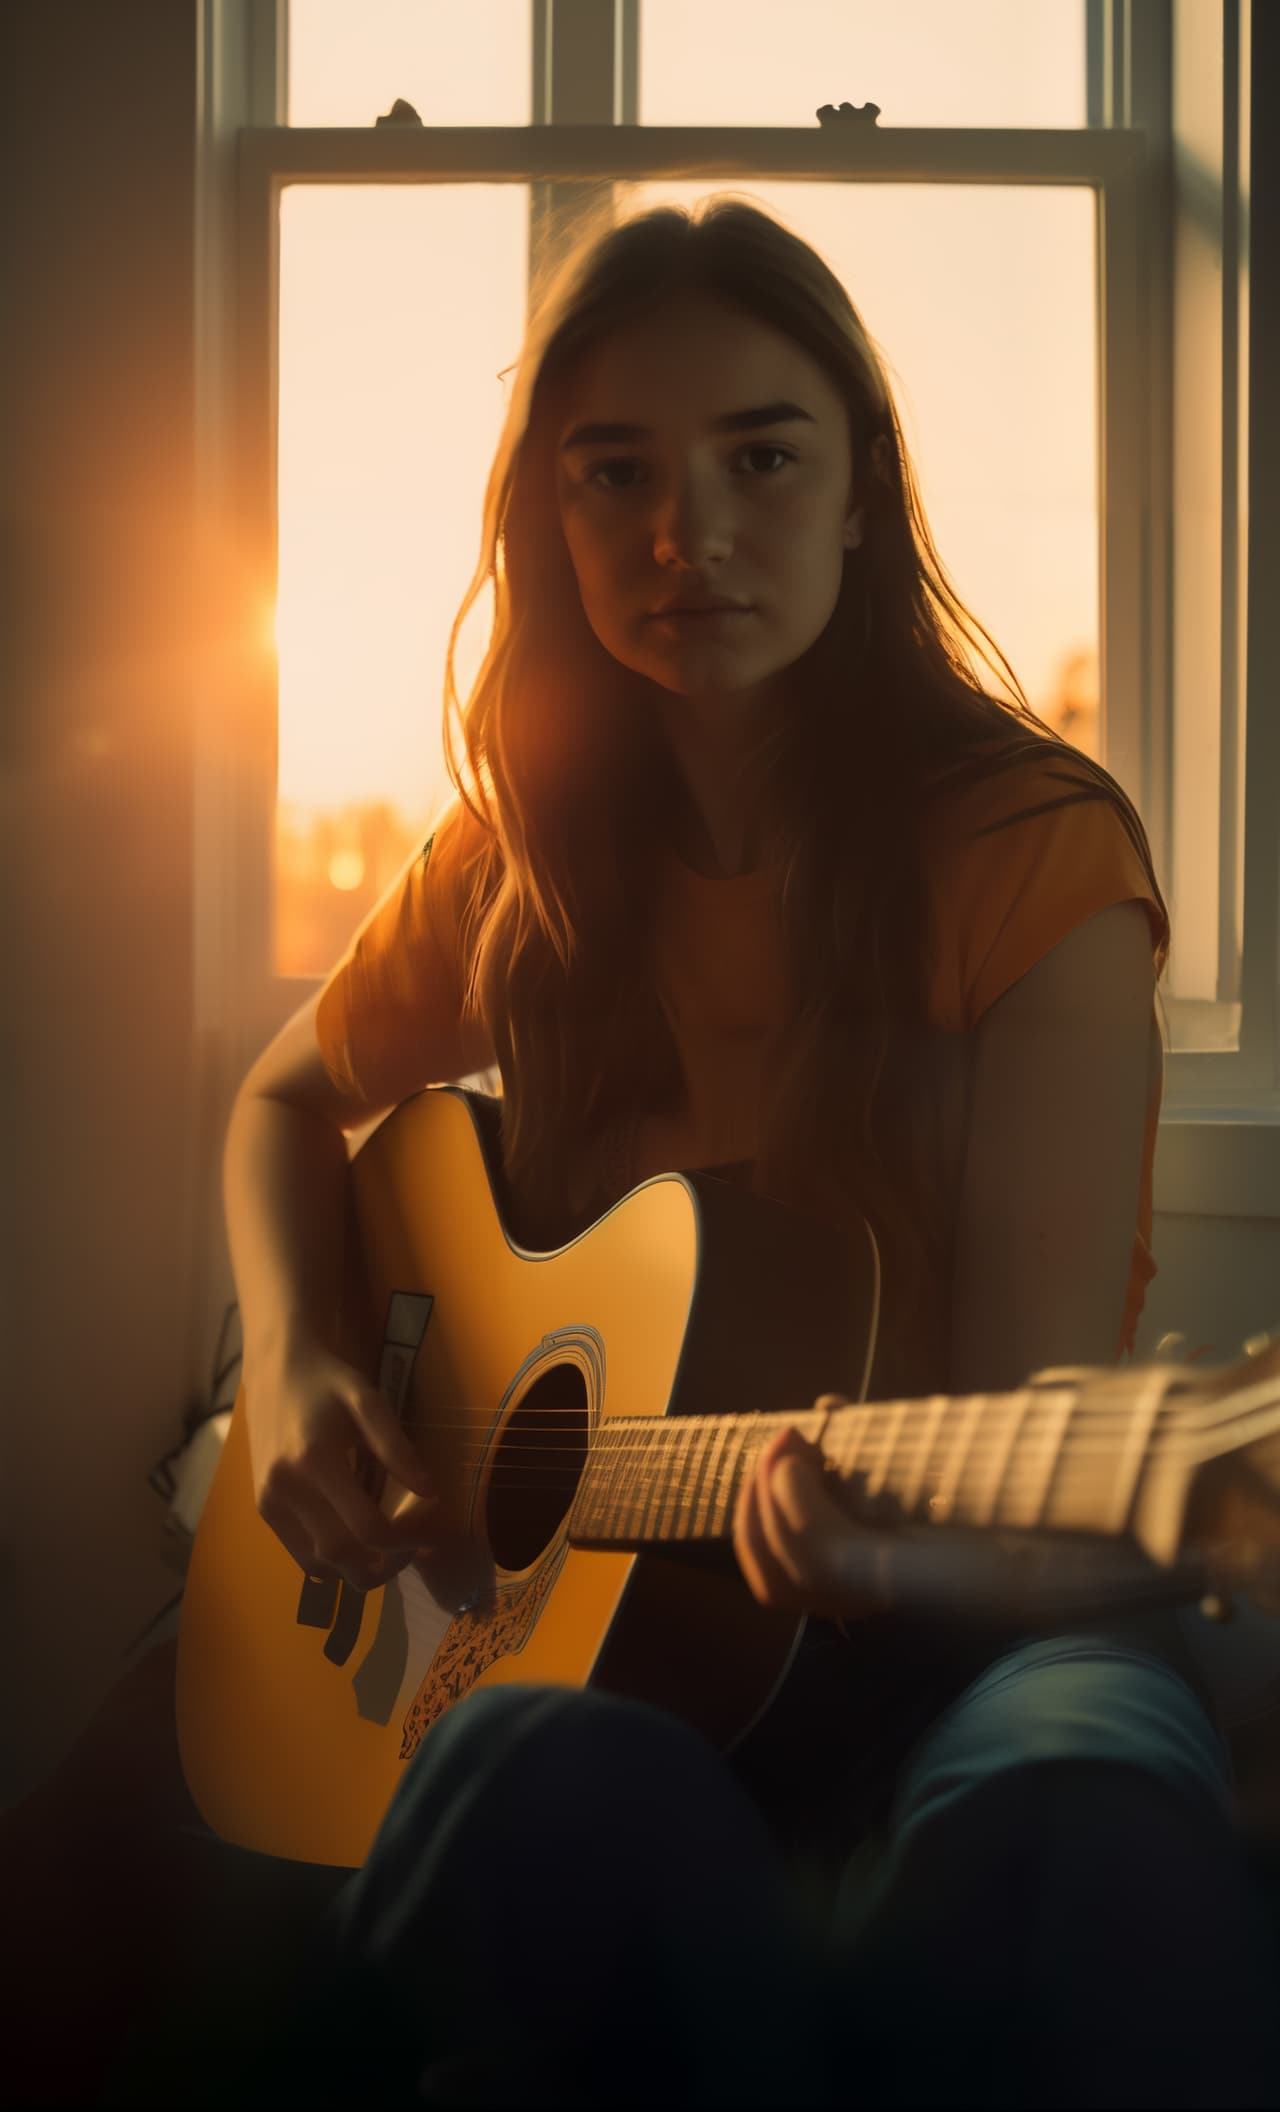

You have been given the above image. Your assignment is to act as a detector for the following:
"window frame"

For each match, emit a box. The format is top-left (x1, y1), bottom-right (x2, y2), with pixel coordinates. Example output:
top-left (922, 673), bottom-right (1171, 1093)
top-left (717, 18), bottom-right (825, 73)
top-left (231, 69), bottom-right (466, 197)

top-left (194, 0), bottom-right (1280, 1151)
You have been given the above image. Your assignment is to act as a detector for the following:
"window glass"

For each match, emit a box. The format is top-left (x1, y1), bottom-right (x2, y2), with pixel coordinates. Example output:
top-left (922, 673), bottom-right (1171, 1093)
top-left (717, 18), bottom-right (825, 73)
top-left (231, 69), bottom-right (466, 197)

top-left (619, 179), bottom-right (1098, 752)
top-left (639, 0), bottom-right (1086, 128)
top-left (274, 184), bottom-right (527, 977)
top-left (287, 0), bottom-right (531, 127)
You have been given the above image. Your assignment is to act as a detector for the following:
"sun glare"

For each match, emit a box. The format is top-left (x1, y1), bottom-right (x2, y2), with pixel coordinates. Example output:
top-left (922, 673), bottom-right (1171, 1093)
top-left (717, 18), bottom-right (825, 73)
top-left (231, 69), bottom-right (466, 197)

top-left (327, 849), bottom-right (365, 892)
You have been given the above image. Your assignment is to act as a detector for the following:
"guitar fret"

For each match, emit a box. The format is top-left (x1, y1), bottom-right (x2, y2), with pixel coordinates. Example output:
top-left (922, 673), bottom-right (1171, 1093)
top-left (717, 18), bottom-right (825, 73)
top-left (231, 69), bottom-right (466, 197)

top-left (827, 1403), bottom-right (874, 1510)
top-left (706, 1417), bottom-right (740, 1537)
top-left (1002, 1389), bottom-right (1075, 1531)
top-left (618, 1426), bottom-right (640, 1541)
top-left (634, 1424), bottom-right (666, 1541)
top-left (1102, 1373), bottom-right (1167, 1536)
top-left (713, 1419), bottom-right (751, 1537)
top-left (567, 1431), bottom-right (600, 1542)
top-left (865, 1402), bottom-right (908, 1500)
top-left (896, 1396), bottom-right (950, 1517)
top-left (879, 1399), bottom-right (922, 1512)
top-left (663, 1414), bottom-right (721, 1542)
top-left (860, 1404), bottom-right (886, 1493)
top-left (668, 1417), bottom-right (707, 1543)
top-left (577, 1422), bottom-right (610, 1541)
top-left (705, 1419), bottom-right (739, 1537)
top-left (962, 1387), bottom-right (1032, 1529)
top-left (693, 1414), bottom-right (734, 1539)
top-left (923, 1395), bottom-right (983, 1525)
top-left (605, 1418), bottom-right (641, 1539)
top-left (582, 1422), bottom-right (612, 1540)
top-left (649, 1421), bottom-right (688, 1542)
top-left (715, 1415), bottom-right (756, 1536)
top-left (701, 1419), bottom-right (730, 1537)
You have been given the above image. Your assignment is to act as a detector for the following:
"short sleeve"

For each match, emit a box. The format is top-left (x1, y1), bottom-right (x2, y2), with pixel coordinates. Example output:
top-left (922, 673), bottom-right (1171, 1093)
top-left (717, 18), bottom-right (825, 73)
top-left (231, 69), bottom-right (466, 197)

top-left (926, 761), bottom-right (1169, 1033)
top-left (314, 796), bottom-right (498, 1110)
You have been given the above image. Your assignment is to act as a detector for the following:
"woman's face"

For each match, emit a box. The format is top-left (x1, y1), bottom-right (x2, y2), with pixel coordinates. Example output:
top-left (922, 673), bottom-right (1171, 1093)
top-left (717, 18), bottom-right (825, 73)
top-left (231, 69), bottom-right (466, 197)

top-left (554, 293), bottom-right (860, 712)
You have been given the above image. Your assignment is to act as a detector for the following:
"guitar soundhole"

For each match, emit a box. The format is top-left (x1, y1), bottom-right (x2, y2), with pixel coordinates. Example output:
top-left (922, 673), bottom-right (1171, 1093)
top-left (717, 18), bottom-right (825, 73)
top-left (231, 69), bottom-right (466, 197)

top-left (485, 1363), bottom-right (590, 1575)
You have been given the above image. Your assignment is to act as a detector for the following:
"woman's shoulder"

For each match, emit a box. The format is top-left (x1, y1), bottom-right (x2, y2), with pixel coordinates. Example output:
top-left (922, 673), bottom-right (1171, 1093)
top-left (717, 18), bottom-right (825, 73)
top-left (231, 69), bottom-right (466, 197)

top-left (918, 729), bottom-right (1166, 1029)
top-left (408, 788), bottom-right (501, 932)
top-left (921, 732), bottom-right (1117, 846)
top-left (421, 787), bottom-right (499, 877)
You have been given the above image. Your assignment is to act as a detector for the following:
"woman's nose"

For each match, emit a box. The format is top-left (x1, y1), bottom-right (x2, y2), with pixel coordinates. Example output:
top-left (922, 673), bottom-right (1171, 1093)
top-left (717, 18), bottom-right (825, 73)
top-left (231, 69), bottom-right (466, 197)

top-left (650, 473), bottom-right (733, 568)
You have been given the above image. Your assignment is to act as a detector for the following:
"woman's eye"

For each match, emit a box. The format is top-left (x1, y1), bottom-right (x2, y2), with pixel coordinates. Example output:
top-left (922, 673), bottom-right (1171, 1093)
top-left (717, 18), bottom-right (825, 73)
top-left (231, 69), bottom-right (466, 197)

top-left (738, 444), bottom-right (794, 475)
top-left (585, 458), bottom-right (643, 491)
top-left (583, 444), bottom-right (795, 491)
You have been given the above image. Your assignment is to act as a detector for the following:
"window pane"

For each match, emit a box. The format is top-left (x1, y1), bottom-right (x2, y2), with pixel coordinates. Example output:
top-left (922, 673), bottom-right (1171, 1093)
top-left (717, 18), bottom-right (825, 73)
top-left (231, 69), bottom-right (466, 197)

top-left (275, 184), bottom-right (528, 978)
top-left (639, 0), bottom-right (1086, 128)
top-left (287, 0), bottom-right (531, 127)
top-left (620, 180), bottom-right (1098, 754)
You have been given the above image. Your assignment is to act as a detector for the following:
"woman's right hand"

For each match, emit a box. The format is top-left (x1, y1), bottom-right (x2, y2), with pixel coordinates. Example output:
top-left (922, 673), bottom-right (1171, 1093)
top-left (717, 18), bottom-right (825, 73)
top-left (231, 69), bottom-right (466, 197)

top-left (245, 1334), bottom-right (456, 1598)
top-left (224, 995), bottom-right (495, 1613)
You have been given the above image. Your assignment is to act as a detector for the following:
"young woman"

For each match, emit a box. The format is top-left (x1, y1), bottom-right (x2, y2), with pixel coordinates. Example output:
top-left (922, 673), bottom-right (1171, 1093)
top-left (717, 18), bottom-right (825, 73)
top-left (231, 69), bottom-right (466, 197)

top-left (223, 199), bottom-right (1279, 2108)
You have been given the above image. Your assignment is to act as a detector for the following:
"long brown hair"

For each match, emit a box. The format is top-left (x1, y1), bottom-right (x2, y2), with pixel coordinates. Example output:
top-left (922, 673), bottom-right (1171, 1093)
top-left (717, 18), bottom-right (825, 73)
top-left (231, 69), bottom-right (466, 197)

top-left (438, 194), bottom-right (1167, 1384)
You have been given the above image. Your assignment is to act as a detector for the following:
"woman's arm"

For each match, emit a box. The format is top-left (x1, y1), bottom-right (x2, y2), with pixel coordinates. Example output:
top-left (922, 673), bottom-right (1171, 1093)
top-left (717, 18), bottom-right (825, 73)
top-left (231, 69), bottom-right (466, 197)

top-left (947, 896), bottom-right (1155, 1393)
top-left (734, 900), bottom-right (1157, 1615)
top-left (223, 988), bottom-right (374, 1373)
top-left (223, 990), bottom-right (446, 1594)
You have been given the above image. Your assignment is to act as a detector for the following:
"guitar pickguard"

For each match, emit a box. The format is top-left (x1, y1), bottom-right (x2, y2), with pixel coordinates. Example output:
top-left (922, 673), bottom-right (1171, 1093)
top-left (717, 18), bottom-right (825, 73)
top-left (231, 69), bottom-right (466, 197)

top-left (399, 1537), bottom-right (569, 1761)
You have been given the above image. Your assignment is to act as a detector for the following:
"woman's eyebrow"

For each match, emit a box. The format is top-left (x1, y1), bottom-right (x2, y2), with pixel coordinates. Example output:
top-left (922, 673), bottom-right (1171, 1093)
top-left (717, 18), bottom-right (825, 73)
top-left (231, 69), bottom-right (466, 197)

top-left (559, 399), bottom-right (817, 451)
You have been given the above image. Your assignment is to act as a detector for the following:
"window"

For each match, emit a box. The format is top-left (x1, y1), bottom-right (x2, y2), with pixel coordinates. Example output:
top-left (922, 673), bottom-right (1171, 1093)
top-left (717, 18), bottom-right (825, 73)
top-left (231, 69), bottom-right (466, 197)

top-left (195, 0), bottom-right (1276, 1117)
top-left (637, 0), bottom-right (1086, 129)
top-left (274, 182), bottom-right (527, 976)
top-left (287, 0), bottom-right (532, 127)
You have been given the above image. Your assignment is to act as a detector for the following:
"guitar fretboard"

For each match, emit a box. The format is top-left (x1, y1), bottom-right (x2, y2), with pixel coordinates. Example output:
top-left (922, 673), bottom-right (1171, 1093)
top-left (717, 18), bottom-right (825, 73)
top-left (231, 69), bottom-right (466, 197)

top-left (566, 1375), bottom-right (1189, 1558)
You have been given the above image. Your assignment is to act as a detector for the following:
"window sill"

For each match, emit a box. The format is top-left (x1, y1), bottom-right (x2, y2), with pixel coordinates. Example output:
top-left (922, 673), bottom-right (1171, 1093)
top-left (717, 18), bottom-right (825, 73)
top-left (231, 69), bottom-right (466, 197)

top-left (1154, 1108), bottom-right (1280, 1219)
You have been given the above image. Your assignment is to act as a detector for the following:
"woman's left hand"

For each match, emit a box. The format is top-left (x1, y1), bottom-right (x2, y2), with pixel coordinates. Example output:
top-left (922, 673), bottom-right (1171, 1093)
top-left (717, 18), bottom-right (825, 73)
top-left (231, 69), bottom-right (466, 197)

top-left (732, 1422), bottom-right (887, 1619)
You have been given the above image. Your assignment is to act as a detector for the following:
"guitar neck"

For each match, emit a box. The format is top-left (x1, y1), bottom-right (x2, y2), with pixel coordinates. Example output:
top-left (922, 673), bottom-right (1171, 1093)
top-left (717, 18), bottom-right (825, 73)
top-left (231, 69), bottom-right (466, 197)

top-left (566, 1375), bottom-right (1194, 1565)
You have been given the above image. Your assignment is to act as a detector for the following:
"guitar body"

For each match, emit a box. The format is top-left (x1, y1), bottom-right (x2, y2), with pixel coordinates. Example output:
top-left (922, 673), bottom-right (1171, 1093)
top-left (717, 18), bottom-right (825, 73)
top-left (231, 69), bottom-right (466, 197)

top-left (178, 1087), bottom-right (879, 1867)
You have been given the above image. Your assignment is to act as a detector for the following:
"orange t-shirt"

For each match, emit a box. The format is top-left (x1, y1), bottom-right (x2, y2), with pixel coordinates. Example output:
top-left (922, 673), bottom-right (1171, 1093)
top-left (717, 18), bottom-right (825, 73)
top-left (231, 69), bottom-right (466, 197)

top-left (316, 755), bottom-right (1167, 1367)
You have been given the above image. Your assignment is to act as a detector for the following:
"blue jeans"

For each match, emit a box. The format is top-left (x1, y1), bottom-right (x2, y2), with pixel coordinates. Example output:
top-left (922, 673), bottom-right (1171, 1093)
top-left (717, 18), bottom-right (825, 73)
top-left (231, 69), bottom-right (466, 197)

top-left (249, 1630), bottom-right (1280, 2110)
top-left (826, 1632), bottom-right (1280, 2107)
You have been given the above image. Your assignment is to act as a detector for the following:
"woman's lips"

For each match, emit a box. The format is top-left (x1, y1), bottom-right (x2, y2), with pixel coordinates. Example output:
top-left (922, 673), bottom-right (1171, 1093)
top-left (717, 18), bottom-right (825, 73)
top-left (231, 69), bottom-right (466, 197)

top-left (648, 606), bottom-right (754, 626)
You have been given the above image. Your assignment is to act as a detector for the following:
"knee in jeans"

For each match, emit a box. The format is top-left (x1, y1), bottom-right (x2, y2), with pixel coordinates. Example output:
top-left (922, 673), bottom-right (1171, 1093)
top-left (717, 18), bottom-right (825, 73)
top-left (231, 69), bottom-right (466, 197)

top-left (902, 1756), bottom-right (1230, 1887)
top-left (506, 1683), bottom-right (719, 1790)
top-left (399, 1681), bottom-right (717, 1809)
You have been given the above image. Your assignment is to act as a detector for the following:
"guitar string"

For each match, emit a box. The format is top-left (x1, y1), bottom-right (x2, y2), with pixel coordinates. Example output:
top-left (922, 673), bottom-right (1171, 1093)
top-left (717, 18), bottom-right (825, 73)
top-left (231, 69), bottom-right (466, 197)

top-left (418, 1419), bottom-right (1199, 1453)
top-left (378, 1427), bottom-right (1212, 1465)
top-left (371, 1410), bottom-right (1209, 1521)
top-left (378, 1410), bottom-right (1216, 1444)
top-left (380, 1436), bottom-right (1213, 1531)
top-left (409, 1453), bottom-right (1216, 1486)
top-left (358, 1401), bottom-right (1221, 1501)
top-left (403, 1476), bottom-right (1190, 1504)
top-left (376, 1406), bottom-right (1204, 1444)
top-left (385, 1401), bottom-right (1268, 1432)
top-left (380, 1441), bottom-right (1208, 1493)
top-left (380, 1461), bottom-right (1210, 1504)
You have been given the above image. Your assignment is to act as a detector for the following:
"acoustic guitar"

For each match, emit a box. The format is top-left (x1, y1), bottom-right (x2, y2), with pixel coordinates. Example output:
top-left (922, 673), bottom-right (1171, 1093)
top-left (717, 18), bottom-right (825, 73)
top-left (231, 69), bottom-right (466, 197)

top-left (178, 1086), bottom-right (1280, 1868)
